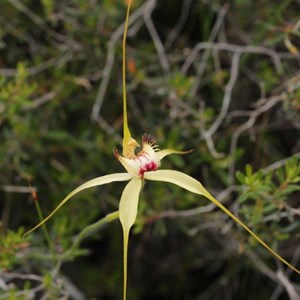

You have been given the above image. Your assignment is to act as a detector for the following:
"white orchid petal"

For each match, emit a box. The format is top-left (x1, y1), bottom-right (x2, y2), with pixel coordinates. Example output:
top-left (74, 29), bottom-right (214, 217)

top-left (145, 169), bottom-right (300, 275)
top-left (25, 173), bottom-right (133, 236)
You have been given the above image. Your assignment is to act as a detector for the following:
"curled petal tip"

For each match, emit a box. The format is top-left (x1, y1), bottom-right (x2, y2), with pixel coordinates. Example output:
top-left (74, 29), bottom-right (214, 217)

top-left (183, 149), bottom-right (193, 154)
top-left (113, 147), bottom-right (120, 159)
top-left (157, 148), bottom-right (193, 160)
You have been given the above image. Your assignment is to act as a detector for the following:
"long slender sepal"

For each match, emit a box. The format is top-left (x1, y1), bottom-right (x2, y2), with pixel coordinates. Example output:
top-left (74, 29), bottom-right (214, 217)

top-left (119, 177), bottom-right (143, 300)
top-left (24, 173), bottom-right (132, 237)
top-left (144, 170), bottom-right (300, 275)
top-left (122, 0), bottom-right (132, 148)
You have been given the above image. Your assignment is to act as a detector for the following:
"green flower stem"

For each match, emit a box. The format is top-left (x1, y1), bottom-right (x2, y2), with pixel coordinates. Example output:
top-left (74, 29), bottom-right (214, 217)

top-left (61, 211), bottom-right (119, 260)
top-left (23, 211), bottom-right (119, 264)
top-left (123, 231), bottom-right (128, 300)
top-left (34, 200), bottom-right (53, 250)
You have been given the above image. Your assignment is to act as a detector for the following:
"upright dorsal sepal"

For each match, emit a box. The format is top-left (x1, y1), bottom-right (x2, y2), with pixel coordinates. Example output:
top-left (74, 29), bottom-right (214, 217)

top-left (122, 0), bottom-right (133, 153)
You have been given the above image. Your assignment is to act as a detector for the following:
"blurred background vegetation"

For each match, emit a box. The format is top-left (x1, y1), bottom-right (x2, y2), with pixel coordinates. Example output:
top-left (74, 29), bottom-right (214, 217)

top-left (1, 0), bottom-right (300, 299)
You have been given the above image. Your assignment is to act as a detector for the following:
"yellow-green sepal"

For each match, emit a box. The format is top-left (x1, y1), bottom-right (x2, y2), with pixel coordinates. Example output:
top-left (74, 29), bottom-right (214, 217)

top-left (144, 169), bottom-right (300, 275)
top-left (119, 177), bottom-right (143, 300)
top-left (24, 173), bottom-right (132, 237)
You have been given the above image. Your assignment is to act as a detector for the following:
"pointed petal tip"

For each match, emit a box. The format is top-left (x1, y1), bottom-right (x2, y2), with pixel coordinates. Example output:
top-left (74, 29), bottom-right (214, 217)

top-left (144, 169), bottom-right (300, 275)
top-left (157, 148), bottom-right (193, 160)
top-left (25, 173), bottom-right (132, 237)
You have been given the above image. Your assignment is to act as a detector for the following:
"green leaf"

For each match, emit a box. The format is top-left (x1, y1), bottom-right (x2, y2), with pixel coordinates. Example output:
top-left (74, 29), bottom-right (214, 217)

top-left (236, 171), bottom-right (245, 183)
top-left (275, 184), bottom-right (300, 198)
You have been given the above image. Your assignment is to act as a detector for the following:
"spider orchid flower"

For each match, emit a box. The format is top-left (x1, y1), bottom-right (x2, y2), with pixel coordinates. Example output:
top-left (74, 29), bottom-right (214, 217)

top-left (25, 133), bottom-right (300, 277)
top-left (25, 1), bottom-right (300, 299)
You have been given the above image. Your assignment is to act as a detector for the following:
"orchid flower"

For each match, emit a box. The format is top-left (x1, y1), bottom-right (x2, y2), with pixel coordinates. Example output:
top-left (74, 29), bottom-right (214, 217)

top-left (25, 1), bottom-right (300, 300)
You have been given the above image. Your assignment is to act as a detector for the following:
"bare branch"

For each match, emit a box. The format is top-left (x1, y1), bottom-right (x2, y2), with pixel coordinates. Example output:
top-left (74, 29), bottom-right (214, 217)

top-left (0, 185), bottom-right (37, 193)
top-left (187, 4), bottom-right (229, 96)
top-left (144, 185), bottom-right (239, 220)
top-left (143, 0), bottom-right (170, 74)
top-left (228, 93), bottom-right (286, 183)
top-left (275, 270), bottom-right (300, 300)
top-left (181, 42), bottom-right (285, 75)
top-left (94, 116), bottom-right (122, 145)
top-left (0, 53), bottom-right (73, 77)
top-left (7, 0), bottom-right (80, 50)
top-left (22, 91), bottom-right (57, 111)
top-left (203, 52), bottom-right (241, 158)
top-left (165, 0), bottom-right (193, 48)
top-left (262, 152), bottom-right (300, 174)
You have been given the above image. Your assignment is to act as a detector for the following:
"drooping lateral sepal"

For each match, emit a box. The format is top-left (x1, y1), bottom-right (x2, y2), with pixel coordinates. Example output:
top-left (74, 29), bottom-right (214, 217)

top-left (24, 173), bottom-right (133, 237)
top-left (144, 169), bottom-right (300, 275)
top-left (119, 177), bottom-right (143, 300)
